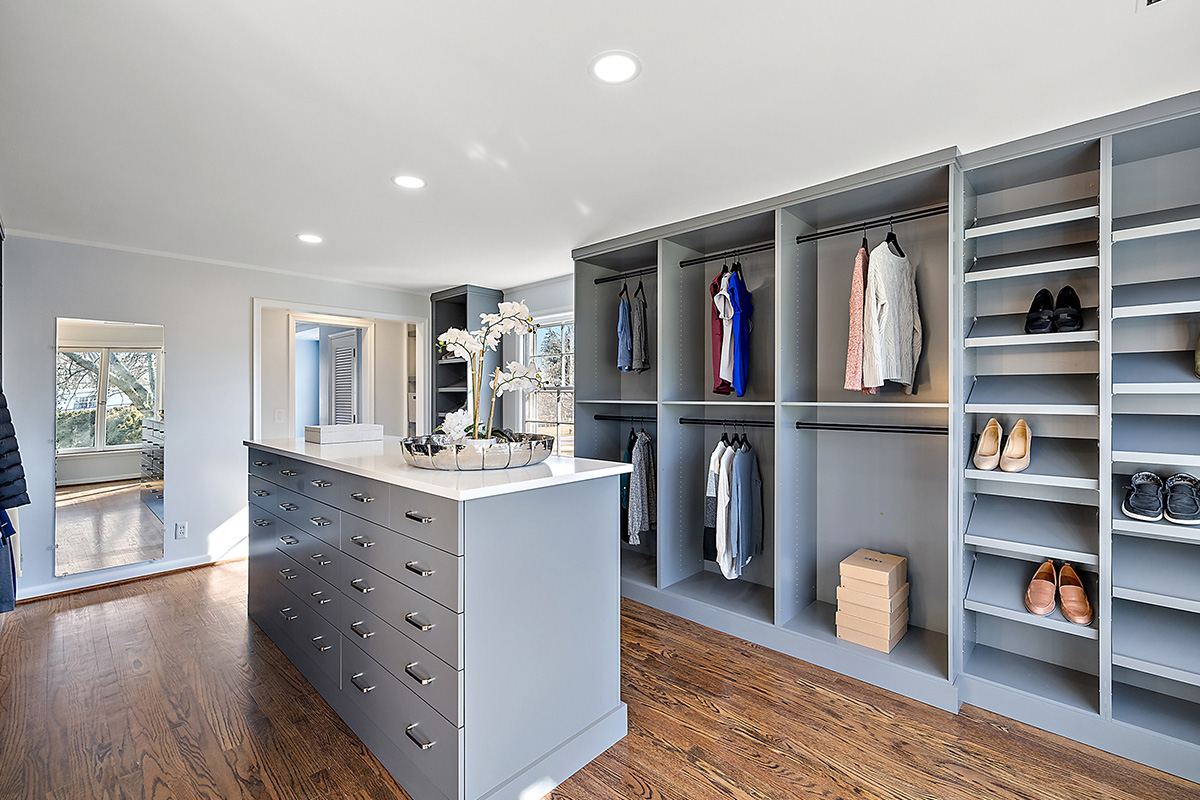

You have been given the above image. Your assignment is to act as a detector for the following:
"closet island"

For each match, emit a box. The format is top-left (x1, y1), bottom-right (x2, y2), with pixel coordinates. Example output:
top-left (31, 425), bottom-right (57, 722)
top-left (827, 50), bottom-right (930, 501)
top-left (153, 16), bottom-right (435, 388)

top-left (244, 437), bottom-right (629, 800)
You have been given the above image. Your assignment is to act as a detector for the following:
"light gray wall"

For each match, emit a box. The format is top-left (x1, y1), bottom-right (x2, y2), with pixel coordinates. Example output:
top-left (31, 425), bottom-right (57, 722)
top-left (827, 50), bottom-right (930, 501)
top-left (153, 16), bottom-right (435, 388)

top-left (501, 275), bottom-right (574, 431)
top-left (3, 235), bottom-right (427, 599)
top-left (374, 319), bottom-right (410, 436)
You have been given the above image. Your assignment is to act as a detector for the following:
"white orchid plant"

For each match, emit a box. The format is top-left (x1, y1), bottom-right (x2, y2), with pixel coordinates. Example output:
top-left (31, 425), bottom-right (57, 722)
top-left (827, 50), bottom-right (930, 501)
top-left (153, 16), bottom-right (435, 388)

top-left (436, 301), bottom-right (547, 441)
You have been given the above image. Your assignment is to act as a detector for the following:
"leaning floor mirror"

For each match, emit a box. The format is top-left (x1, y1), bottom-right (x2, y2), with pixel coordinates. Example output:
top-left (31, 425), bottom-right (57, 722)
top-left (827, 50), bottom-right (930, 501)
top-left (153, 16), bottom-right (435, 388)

top-left (54, 318), bottom-right (165, 576)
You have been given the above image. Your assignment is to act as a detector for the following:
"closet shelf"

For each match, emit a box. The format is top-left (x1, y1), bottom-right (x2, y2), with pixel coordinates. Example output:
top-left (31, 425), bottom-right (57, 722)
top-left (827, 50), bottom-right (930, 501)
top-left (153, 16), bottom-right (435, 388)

top-left (437, 384), bottom-right (468, 393)
top-left (965, 437), bottom-right (1099, 491)
top-left (1112, 352), bottom-right (1200, 394)
top-left (965, 553), bottom-right (1099, 639)
top-left (661, 400), bottom-right (775, 407)
top-left (1113, 682), bottom-right (1200, 748)
top-left (1112, 204), bottom-right (1200, 242)
top-left (964, 495), bottom-right (1099, 567)
top-left (1112, 276), bottom-right (1200, 318)
top-left (1112, 600), bottom-right (1200, 688)
top-left (964, 242), bottom-right (1099, 283)
top-left (438, 357), bottom-right (467, 365)
top-left (576, 398), bottom-right (658, 406)
top-left (1113, 537), bottom-right (1200, 615)
top-left (1112, 414), bottom-right (1200, 468)
top-left (965, 374), bottom-right (1099, 416)
top-left (663, 571), bottom-right (773, 626)
top-left (965, 198), bottom-right (1100, 240)
top-left (782, 401), bottom-right (950, 409)
top-left (1111, 475), bottom-right (1200, 544)
top-left (620, 548), bottom-right (657, 589)
top-left (963, 645), bottom-right (1099, 715)
top-left (965, 309), bottom-right (1099, 348)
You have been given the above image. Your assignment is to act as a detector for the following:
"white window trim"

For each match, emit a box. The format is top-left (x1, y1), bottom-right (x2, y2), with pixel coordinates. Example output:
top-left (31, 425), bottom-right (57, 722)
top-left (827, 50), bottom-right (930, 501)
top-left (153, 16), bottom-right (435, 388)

top-left (55, 347), bottom-right (163, 454)
top-left (518, 316), bottom-right (574, 453)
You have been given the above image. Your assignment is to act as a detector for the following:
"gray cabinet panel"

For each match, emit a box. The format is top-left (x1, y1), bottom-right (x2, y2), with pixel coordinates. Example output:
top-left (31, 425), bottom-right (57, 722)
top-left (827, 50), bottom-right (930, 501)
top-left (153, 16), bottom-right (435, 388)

top-left (274, 581), bottom-right (342, 688)
top-left (268, 483), bottom-right (341, 548)
top-left (342, 512), bottom-right (463, 612)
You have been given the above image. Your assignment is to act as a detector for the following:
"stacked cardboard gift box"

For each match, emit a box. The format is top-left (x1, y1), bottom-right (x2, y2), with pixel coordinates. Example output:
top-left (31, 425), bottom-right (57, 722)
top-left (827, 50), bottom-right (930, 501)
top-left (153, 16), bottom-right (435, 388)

top-left (836, 548), bottom-right (909, 653)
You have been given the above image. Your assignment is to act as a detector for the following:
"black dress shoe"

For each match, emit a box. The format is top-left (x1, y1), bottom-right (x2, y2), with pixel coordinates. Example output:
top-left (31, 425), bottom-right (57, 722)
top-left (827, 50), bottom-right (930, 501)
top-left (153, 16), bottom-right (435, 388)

top-left (1053, 285), bottom-right (1083, 332)
top-left (1024, 288), bottom-right (1055, 334)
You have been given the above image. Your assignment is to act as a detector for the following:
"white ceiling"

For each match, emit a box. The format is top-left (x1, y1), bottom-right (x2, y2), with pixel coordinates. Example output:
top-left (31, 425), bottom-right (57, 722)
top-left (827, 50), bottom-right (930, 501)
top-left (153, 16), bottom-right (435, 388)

top-left (2, 1), bottom-right (1199, 294)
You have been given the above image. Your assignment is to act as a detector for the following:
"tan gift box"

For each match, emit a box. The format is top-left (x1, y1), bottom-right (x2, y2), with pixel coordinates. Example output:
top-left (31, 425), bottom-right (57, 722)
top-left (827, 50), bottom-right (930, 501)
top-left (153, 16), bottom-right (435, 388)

top-left (836, 607), bottom-right (909, 639)
top-left (837, 596), bottom-right (909, 627)
top-left (836, 581), bottom-right (910, 613)
top-left (836, 612), bottom-right (909, 653)
top-left (839, 549), bottom-right (907, 598)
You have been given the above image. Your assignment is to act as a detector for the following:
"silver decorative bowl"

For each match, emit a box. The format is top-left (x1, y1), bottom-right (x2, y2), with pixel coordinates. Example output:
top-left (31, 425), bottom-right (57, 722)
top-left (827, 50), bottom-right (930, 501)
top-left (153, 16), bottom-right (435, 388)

top-left (399, 433), bottom-right (555, 471)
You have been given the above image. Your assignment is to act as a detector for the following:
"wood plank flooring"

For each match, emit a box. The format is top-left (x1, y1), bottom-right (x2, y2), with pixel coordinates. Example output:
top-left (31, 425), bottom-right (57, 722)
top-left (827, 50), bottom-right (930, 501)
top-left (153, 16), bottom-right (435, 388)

top-left (0, 560), bottom-right (1194, 800)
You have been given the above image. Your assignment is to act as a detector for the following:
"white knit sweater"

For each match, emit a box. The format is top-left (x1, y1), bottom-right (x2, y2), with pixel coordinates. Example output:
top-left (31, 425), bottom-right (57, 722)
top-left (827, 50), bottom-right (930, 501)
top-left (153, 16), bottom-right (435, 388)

top-left (861, 242), bottom-right (922, 393)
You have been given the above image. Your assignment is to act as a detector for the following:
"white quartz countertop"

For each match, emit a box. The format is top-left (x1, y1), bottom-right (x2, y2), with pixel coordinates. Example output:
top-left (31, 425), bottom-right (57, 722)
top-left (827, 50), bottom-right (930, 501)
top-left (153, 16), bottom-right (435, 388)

top-left (244, 437), bottom-right (631, 502)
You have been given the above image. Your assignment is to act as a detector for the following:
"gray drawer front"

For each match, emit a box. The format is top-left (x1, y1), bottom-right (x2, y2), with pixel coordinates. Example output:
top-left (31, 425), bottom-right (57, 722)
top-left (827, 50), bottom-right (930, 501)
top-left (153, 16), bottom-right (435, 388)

top-left (277, 548), bottom-right (345, 625)
top-left (269, 484), bottom-right (340, 549)
top-left (248, 474), bottom-right (283, 506)
top-left (339, 557), bottom-right (462, 669)
top-left (336, 596), bottom-right (462, 726)
top-left (342, 514), bottom-right (463, 612)
top-left (389, 487), bottom-right (461, 556)
top-left (273, 583), bottom-right (342, 688)
top-left (249, 450), bottom-right (308, 493)
top-left (341, 638), bottom-right (461, 797)
top-left (273, 521), bottom-right (346, 590)
top-left (303, 470), bottom-right (392, 528)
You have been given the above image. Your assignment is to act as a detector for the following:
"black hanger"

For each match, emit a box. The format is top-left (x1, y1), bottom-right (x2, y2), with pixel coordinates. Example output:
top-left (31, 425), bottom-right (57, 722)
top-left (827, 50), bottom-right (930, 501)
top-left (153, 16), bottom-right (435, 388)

top-left (619, 277), bottom-right (629, 299)
top-left (861, 222), bottom-right (869, 251)
top-left (720, 254), bottom-right (730, 276)
top-left (719, 423), bottom-right (730, 445)
top-left (885, 217), bottom-right (905, 258)
top-left (634, 278), bottom-right (645, 298)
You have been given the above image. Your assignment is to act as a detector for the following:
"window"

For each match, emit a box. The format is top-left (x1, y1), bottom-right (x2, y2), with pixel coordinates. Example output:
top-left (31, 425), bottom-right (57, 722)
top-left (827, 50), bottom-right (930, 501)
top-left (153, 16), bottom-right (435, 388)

top-left (523, 319), bottom-right (574, 456)
top-left (56, 348), bottom-right (161, 452)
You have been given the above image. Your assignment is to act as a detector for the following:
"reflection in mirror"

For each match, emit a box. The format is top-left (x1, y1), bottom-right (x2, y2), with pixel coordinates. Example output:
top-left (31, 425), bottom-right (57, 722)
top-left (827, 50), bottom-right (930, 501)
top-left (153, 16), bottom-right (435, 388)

top-left (55, 318), bottom-right (165, 576)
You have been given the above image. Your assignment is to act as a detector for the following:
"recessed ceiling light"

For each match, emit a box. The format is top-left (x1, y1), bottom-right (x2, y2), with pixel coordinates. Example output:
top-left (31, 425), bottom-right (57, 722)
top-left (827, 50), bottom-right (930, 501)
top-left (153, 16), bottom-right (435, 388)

top-left (296, 233), bottom-right (323, 244)
top-left (392, 175), bottom-right (426, 189)
top-left (590, 51), bottom-right (641, 84)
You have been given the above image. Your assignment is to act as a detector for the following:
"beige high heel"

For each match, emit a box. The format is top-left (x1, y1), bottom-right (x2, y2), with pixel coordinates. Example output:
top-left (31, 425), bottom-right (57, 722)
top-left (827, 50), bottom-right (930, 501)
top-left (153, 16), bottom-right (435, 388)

top-left (972, 418), bottom-right (1002, 470)
top-left (1000, 418), bottom-right (1031, 472)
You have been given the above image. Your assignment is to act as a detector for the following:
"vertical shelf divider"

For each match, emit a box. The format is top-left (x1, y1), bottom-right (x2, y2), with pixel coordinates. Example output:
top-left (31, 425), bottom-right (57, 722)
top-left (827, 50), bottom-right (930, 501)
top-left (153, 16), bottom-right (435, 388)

top-left (1098, 134), bottom-right (1115, 721)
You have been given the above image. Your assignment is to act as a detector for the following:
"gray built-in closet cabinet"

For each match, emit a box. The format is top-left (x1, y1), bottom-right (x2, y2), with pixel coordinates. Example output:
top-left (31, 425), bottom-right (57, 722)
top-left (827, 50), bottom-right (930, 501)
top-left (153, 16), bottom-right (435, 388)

top-left (572, 91), bottom-right (1200, 781)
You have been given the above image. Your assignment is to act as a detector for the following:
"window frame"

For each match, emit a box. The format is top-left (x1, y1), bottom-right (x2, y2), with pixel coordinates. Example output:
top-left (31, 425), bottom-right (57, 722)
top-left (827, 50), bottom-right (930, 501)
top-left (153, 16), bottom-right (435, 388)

top-left (518, 314), bottom-right (574, 455)
top-left (55, 346), bottom-right (163, 454)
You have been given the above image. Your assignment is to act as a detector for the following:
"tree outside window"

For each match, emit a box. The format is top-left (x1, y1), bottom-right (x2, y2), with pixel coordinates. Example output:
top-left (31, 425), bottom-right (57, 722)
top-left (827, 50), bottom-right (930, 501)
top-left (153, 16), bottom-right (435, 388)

top-left (56, 349), bottom-right (160, 452)
top-left (523, 321), bottom-right (573, 455)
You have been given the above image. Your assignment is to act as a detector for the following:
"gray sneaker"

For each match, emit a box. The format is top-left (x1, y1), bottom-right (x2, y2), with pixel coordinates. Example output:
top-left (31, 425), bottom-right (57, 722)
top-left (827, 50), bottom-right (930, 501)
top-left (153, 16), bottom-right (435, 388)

top-left (1122, 472), bottom-right (1164, 522)
top-left (1165, 473), bottom-right (1200, 526)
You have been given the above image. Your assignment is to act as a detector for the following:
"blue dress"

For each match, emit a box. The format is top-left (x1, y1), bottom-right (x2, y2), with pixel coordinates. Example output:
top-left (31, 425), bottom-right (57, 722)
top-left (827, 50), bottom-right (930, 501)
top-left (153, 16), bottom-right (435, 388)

top-left (729, 272), bottom-right (753, 397)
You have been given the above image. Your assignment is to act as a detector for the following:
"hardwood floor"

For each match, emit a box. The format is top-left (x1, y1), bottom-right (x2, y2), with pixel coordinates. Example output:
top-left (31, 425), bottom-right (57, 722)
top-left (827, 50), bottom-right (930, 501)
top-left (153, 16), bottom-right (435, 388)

top-left (0, 561), bottom-right (1193, 800)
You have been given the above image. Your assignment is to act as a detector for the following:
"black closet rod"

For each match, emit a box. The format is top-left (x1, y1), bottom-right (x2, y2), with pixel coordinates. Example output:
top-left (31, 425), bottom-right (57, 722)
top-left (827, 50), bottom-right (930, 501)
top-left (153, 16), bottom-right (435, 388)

top-left (794, 204), bottom-right (950, 245)
top-left (593, 266), bottom-right (658, 286)
top-left (794, 421), bottom-right (948, 436)
top-left (593, 413), bottom-right (657, 423)
top-left (679, 417), bottom-right (774, 428)
top-left (678, 241), bottom-right (775, 269)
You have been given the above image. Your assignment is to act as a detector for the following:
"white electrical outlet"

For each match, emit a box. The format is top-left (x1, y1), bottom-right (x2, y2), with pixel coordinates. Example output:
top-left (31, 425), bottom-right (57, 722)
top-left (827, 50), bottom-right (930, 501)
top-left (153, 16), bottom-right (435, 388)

top-left (274, 408), bottom-right (286, 424)
top-left (175, 522), bottom-right (188, 540)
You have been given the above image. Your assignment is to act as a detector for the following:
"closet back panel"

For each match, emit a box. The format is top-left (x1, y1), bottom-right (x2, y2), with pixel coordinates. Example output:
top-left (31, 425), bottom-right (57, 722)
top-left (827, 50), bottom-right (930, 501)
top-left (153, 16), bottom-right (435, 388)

top-left (972, 613), bottom-right (1099, 677)
top-left (575, 260), bottom-right (659, 402)
top-left (964, 140), bottom-right (1100, 197)
top-left (1111, 229), bottom-right (1200, 285)
top-left (659, 240), bottom-right (707, 403)
top-left (1115, 668), bottom-right (1200, 708)
top-left (813, 428), bottom-right (949, 633)
top-left (1112, 145), bottom-right (1200, 217)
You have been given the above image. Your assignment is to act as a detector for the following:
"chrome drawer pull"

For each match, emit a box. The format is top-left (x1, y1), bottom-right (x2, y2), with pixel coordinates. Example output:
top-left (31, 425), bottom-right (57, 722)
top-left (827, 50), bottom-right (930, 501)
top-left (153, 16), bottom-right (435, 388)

top-left (350, 621), bottom-right (375, 639)
top-left (279, 503), bottom-right (299, 512)
top-left (405, 612), bottom-right (434, 631)
top-left (350, 535), bottom-right (375, 548)
top-left (350, 492), bottom-right (374, 503)
top-left (405, 724), bottom-right (434, 750)
top-left (253, 519), bottom-right (270, 527)
top-left (310, 479), bottom-right (332, 488)
top-left (405, 511), bottom-right (435, 525)
top-left (309, 554), bottom-right (332, 566)
top-left (405, 561), bottom-right (434, 577)
top-left (310, 516), bottom-right (332, 527)
top-left (349, 578), bottom-right (374, 594)
top-left (310, 591), bottom-right (331, 605)
top-left (252, 460), bottom-right (270, 467)
top-left (311, 636), bottom-right (332, 652)
top-left (350, 673), bottom-right (375, 693)
top-left (405, 662), bottom-right (435, 685)
top-left (279, 535), bottom-right (299, 545)
top-left (279, 568), bottom-right (298, 580)
top-left (278, 607), bottom-right (297, 621)
top-left (252, 489), bottom-right (270, 497)
top-left (280, 469), bottom-right (299, 477)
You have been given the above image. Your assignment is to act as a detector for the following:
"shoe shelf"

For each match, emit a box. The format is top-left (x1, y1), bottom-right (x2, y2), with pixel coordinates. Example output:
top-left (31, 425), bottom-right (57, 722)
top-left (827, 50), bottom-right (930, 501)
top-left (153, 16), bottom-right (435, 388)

top-left (965, 437), bottom-right (1099, 491)
top-left (663, 570), bottom-right (774, 626)
top-left (1112, 599), bottom-right (1200, 688)
top-left (1113, 537), bottom-right (1200, 615)
top-left (1112, 414), bottom-right (1200, 469)
top-left (1112, 203), bottom-right (1200, 243)
top-left (965, 374), bottom-right (1099, 416)
top-left (964, 495), bottom-right (1099, 567)
top-left (1112, 276), bottom-right (1200, 319)
top-left (437, 383), bottom-right (468, 393)
top-left (964, 198), bottom-right (1101, 240)
top-left (964, 242), bottom-right (1099, 284)
top-left (964, 553), bottom-right (1098, 639)
top-left (437, 356), bottom-right (467, 365)
top-left (965, 309), bottom-right (1099, 348)
top-left (1112, 352), bottom-right (1200, 394)
top-left (1112, 475), bottom-right (1200, 544)
top-left (964, 644), bottom-right (1099, 714)
top-left (1113, 682), bottom-right (1200, 748)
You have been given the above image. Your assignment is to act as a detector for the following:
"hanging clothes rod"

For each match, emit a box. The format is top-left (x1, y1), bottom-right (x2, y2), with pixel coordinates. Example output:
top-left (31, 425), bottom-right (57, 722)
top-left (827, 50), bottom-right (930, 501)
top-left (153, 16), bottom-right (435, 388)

top-left (593, 266), bottom-right (658, 286)
top-left (593, 413), bottom-right (657, 423)
top-left (794, 204), bottom-right (950, 245)
top-left (679, 417), bottom-right (774, 428)
top-left (678, 241), bottom-right (775, 269)
top-left (794, 421), bottom-right (948, 436)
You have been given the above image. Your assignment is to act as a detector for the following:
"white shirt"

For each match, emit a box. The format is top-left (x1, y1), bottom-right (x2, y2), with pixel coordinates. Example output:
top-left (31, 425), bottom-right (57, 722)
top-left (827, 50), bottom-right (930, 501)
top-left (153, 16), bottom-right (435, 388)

top-left (862, 242), bottom-right (922, 393)
top-left (715, 445), bottom-right (738, 579)
top-left (714, 273), bottom-right (735, 384)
